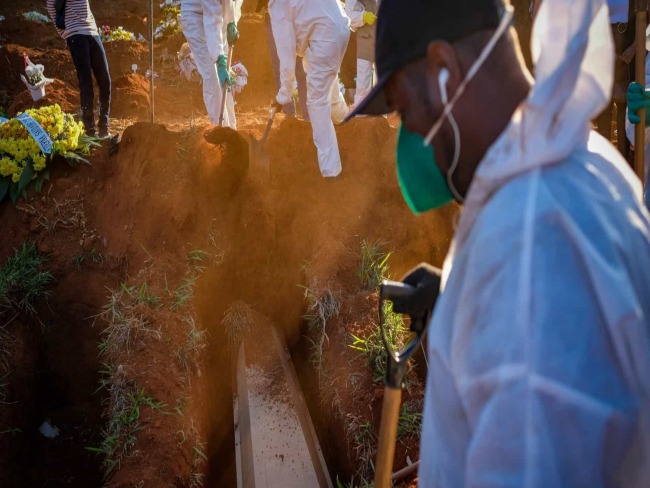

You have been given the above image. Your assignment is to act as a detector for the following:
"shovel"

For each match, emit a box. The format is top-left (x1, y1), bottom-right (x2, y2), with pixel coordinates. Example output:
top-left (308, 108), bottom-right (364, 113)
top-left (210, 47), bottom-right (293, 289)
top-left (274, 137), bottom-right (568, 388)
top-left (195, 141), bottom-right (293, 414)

top-left (373, 279), bottom-right (435, 488)
top-left (634, 0), bottom-right (647, 183)
top-left (219, 45), bottom-right (235, 127)
top-left (248, 103), bottom-right (280, 174)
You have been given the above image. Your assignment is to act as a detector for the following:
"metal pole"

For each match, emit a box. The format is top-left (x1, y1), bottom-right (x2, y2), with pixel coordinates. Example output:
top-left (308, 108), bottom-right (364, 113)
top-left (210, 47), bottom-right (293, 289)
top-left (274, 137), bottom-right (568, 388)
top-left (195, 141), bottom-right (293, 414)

top-left (635, 0), bottom-right (648, 182)
top-left (149, 0), bottom-right (155, 123)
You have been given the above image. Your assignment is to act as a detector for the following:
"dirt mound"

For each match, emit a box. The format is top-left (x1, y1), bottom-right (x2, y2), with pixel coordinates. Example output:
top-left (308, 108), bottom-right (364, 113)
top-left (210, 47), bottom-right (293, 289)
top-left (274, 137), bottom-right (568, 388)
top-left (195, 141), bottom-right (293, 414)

top-left (8, 79), bottom-right (78, 116)
top-left (0, 44), bottom-right (73, 107)
top-left (111, 74), bottom-right (150, 119)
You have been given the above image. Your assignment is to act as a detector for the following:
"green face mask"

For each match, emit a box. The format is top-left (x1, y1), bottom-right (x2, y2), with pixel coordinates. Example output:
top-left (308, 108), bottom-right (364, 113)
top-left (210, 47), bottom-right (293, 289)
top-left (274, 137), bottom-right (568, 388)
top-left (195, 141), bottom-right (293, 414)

top-left (396, 123), bottom-right (454, 214)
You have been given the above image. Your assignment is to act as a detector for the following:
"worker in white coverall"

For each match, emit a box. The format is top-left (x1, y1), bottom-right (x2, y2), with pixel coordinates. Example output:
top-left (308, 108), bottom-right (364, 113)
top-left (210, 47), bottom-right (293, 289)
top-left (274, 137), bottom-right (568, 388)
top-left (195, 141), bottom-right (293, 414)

top-left (268, 0), bottom-right (350, 177)
top-left (350, 0), bottom-right (650, 485)
top-left (180, 0), bottom-right (241, 128)
top-left (345, 0), bottom-right (379, 109)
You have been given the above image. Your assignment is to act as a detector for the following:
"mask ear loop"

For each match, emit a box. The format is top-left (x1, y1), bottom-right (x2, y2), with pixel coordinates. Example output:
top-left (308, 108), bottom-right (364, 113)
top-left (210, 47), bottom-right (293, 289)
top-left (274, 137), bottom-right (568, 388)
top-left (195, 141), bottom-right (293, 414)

top-left (446, 111), bottom-right (464, 202)
top-left (438, 69), bottom-right (464, 203)
top-left (423, 5), bottom-right (514, 146)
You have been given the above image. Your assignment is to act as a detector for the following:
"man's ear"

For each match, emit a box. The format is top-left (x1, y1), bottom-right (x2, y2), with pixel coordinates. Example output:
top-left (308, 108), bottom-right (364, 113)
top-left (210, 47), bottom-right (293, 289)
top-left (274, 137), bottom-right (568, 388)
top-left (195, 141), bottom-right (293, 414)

top-left (424, 41), bottom-right (462, 108)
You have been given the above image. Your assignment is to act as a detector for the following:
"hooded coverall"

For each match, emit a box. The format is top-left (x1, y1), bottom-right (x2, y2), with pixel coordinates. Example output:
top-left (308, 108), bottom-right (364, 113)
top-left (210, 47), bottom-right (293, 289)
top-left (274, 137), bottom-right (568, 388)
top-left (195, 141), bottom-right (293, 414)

top-left (268, 0), bottom-right (350, 177)
top-left (419, 0), bottom-right (650, 486)
top-left (180, 0), bottom-right (240, 128)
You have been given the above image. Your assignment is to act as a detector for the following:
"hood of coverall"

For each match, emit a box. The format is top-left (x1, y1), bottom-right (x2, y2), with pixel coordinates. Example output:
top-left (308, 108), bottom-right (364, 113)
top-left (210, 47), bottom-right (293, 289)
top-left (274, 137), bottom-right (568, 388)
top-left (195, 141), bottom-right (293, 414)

top-left (451, 0), bottom-right (615, 249)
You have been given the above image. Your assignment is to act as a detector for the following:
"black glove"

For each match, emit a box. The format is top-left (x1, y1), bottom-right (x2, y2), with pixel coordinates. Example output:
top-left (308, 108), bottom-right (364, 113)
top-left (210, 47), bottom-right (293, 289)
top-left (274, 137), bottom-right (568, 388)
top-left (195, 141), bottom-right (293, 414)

top-left (271, 100), bottom-right (284, 112)
top-left (391, 263), bottom-right (442, 317)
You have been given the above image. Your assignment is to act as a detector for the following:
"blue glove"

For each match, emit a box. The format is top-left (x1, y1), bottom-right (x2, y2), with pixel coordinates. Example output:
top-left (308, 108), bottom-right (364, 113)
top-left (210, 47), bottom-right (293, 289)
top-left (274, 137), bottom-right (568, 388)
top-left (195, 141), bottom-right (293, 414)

top-left (227, 21), bottom-right (239, 46)
top-left (627, 82), bottom-right (650, 125)
top-left (216, 54), bottom-right (232, 87)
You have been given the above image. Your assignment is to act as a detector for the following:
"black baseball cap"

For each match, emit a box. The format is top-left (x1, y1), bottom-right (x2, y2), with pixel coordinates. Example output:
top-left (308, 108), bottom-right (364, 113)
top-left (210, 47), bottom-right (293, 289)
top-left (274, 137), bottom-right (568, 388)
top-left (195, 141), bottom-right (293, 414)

top-left (346, 0), bottom-right (504, 119)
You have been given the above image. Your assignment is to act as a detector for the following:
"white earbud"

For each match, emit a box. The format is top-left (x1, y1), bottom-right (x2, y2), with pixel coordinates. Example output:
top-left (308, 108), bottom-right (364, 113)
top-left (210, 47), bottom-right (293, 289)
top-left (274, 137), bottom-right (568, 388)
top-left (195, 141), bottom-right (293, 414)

top-left (438, 68), bottom-right (450, 104)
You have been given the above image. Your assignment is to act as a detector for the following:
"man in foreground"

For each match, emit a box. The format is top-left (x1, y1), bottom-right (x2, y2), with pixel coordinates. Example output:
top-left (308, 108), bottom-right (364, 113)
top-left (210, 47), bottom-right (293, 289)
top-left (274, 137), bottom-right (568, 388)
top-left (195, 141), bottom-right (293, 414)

top-left (350, 0), bottom-right (650, 485)
top-left (47, 0), bottom-right (111, 137)
top-left (268, 0), bottom-right (350, 177)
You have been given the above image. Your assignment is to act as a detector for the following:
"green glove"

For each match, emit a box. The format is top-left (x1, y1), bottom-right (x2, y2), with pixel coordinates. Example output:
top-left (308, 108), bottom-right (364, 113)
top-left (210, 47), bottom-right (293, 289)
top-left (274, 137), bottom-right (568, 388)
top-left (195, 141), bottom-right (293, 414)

top-left (227, 21), bottom-right (239, 46)
top-left (216, 54), bottom-right (232, 87)
top-left (363, 11), bottom-right (377, 25)
top-left (627, 82), bottom-right (650, 125)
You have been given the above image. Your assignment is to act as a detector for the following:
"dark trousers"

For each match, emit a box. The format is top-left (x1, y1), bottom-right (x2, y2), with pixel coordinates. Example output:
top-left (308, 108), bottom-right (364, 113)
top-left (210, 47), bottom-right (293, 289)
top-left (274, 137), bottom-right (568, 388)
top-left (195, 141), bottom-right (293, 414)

top-left (66, 34), bottom-right (111, 134)
top-left (265, 12), bottom-right (309, 120)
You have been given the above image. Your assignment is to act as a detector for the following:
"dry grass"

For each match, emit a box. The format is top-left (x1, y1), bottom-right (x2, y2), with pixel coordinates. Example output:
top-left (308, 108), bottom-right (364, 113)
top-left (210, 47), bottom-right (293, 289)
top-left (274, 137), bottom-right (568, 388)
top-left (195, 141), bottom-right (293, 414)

top-left (98, 286), bottom-right (161, 358)
top-left (345, 413), bottom-right (376, 481)
top-left (222, 301), bottom-right (255, 348)
top-left (302, 279), bottom-right (341, 373)
top-left (90, 365), bottom-right (166, 478)
top-left (0, 242), bottom-right (53, 316)
top-left (175, 316), bottom-right (208, 373)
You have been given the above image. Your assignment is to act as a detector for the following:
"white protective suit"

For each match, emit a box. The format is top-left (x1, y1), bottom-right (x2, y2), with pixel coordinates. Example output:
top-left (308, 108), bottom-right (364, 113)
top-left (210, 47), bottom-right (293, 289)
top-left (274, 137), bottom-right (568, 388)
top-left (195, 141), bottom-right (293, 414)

top-left (268, 0), bottom-right (350, 177)
top-left (419, 0), bottom-right (650, 486)
top-left (180, 0), bottom-right (242, 128)
top-left (345, 0), bottom-right (377, 108)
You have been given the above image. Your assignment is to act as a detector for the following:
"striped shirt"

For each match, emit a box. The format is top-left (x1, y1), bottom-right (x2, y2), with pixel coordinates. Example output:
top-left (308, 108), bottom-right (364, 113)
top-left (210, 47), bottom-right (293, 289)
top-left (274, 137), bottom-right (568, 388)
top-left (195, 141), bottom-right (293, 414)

top-left (46, 0), bottom-right (98, 39)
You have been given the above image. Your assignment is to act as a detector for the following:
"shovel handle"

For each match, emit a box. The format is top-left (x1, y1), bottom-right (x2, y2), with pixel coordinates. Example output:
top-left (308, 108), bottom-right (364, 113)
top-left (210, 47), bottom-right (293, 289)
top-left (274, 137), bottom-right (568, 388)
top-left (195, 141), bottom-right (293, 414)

top-left (219, 46), bottom-right (235, 127)
top-left (635, 1), bottom-right (647, 182)
top-left (259, 105), bottom-right (279, 148)
top-left (374, 386), bottom-right (402, 488)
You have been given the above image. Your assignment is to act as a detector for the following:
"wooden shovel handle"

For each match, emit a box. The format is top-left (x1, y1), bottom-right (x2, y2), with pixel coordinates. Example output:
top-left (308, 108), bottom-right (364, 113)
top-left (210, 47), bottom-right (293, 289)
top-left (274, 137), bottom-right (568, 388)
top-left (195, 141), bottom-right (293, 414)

top-left (374, 386), bottom-right (402, 488)
top-left (635, 2), bottom-right (647, 181)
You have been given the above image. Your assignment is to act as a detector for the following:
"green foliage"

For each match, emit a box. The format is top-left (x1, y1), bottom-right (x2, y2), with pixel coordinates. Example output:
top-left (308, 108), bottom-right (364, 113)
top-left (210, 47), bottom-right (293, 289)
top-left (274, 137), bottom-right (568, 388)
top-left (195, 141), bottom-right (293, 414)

top-left (171, 249), bottom-right (210, 311)
top-left (121, 281), bottom-right (161, 308)
top-left (98, 286), bottom-right (161, 357)
top-left (72, 249), bottom-right (103, 269)
top-left (397, 401), bottom-right (423, 440)
top-left (358, 240), bottom-right (391, 291)
top-left (0, 242), bottom-right (53, 315)
top-left (88, 366), bottom-right (166, 478)
top-left (349, 301), bottom-right (408, 384)
top-left (176, 316), bottom-right (208, 372)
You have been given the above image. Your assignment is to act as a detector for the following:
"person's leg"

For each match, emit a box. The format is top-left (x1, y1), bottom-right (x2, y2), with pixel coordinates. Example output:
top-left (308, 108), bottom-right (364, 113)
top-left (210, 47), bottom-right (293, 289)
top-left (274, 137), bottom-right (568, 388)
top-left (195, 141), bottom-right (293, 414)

top-left (66, 35), bottom-right (95, 135)
top-left (181, 12), bottom-right (223, 125)
top-left (266, 12), bottom-right (295, 116)
top-left (330, 74), bottom-right (349, 125)
top-left (295, 56), bottom-right (309, 121)
top-left (89, 35), bottom-right (112, 135)
top-left (353, 58), bottom-right (373, 108)
top-left (304, 38), bottom-right (344, 177)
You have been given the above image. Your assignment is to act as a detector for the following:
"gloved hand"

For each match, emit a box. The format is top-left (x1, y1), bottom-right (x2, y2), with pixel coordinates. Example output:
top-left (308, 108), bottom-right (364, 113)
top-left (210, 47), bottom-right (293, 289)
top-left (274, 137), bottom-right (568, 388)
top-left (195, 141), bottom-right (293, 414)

top-left (627, 82), bottom-right (650, 125)
top-left (216, 54), bottom-right (232, 87)
top-left (227, 21), bottom-right (239, 46)
top-left (271, 99), bottom-right (284, 113)
top-left (363, 11), bottom-right (377, 26)
top-left (391, 263), bottom-right (442, 318)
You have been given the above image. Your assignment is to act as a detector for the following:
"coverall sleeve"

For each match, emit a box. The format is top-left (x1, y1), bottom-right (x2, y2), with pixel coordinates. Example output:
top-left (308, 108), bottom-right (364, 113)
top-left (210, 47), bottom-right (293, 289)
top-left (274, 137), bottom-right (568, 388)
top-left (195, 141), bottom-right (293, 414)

top-left (201, 0), bottom-right (225, 63)
top-left (455, 206), bottom-right (642, 487)
top-left (268, 0), bottom-right (297, 105)
top-left (345, 0), bottom-right (366, 30)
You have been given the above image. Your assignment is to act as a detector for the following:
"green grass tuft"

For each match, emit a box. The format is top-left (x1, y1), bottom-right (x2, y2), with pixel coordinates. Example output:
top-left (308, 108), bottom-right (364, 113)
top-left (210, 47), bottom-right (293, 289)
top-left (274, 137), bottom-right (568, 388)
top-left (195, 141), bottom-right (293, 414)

top-left (358, 240), bottom-right (391, 291)
top-left (88, 366), bottom-right (166, 478)
top-left (0, 242), bottom-right (53, 315)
